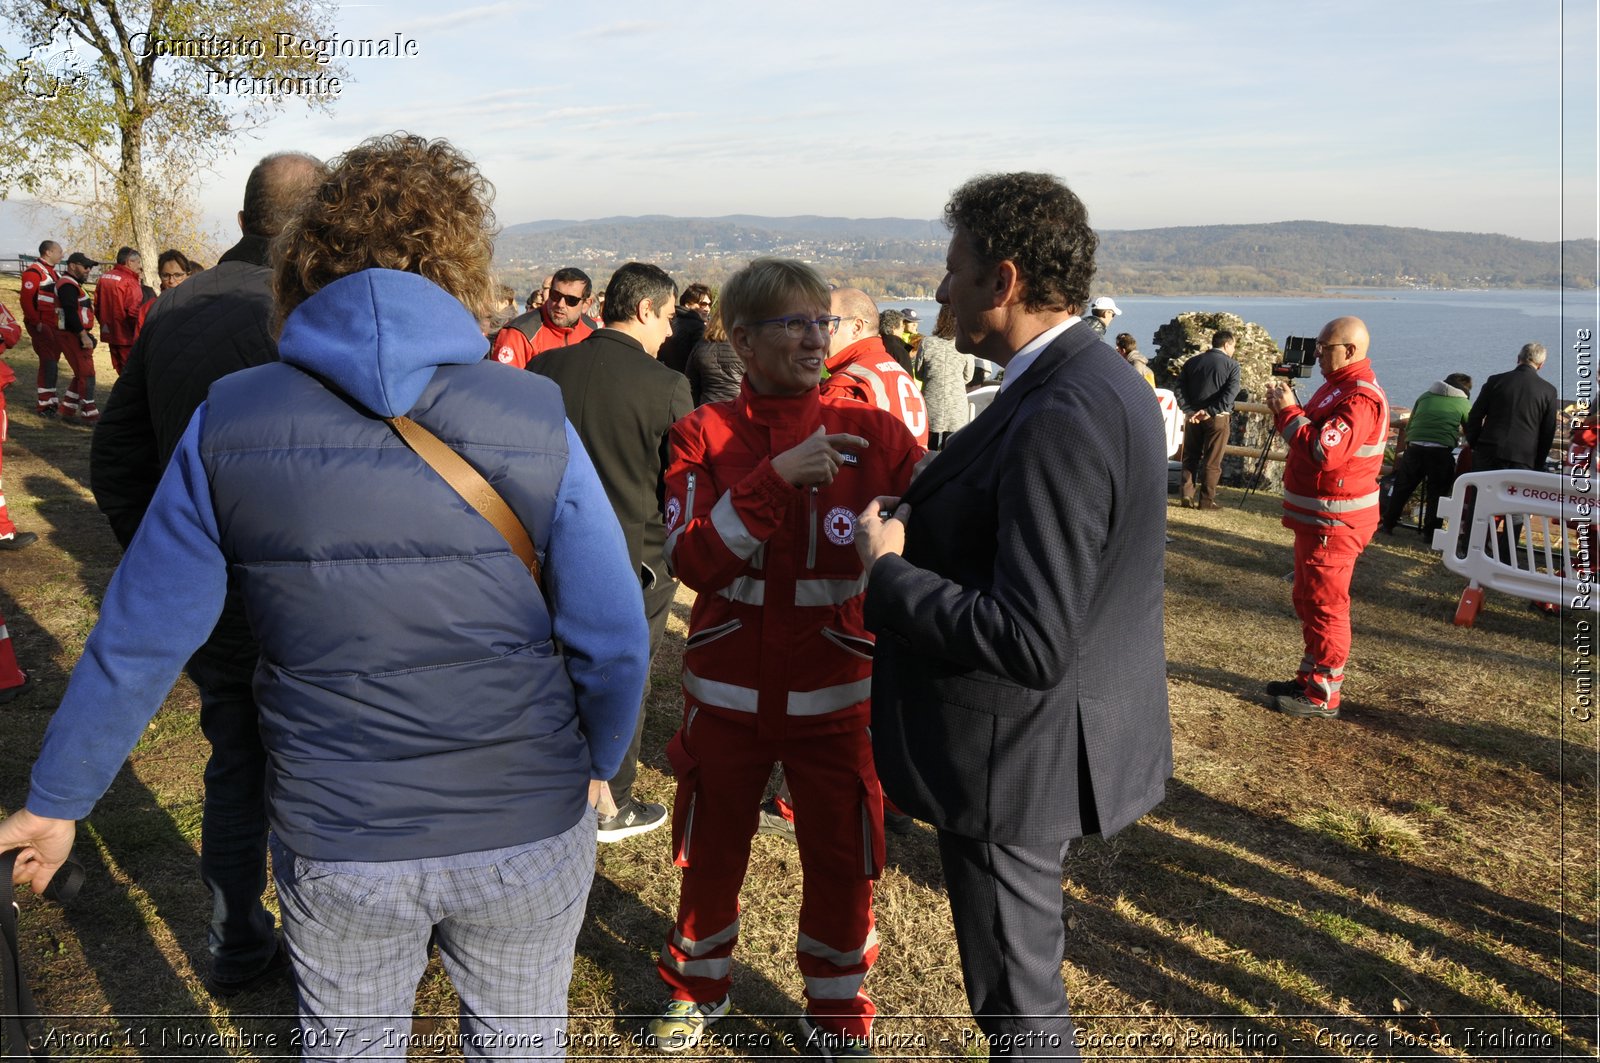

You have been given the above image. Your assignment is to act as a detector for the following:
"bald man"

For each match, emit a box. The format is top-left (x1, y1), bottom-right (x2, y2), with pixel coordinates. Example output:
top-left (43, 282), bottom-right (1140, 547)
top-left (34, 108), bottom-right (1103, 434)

top-left (823, 287), bottom-right (929, 446)
top-left (1264, 316), bottom-right (1389, 719)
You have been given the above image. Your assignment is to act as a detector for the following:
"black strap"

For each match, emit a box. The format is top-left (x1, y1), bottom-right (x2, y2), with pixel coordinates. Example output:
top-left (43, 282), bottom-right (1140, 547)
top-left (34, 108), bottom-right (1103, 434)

top-left (0, 850), bottom-right (46, 1062)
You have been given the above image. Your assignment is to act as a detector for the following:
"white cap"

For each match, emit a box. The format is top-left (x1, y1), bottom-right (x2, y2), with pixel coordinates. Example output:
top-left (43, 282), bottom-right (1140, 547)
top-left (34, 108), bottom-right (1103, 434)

top-left (1089, 296), bottom-right (1122, 317)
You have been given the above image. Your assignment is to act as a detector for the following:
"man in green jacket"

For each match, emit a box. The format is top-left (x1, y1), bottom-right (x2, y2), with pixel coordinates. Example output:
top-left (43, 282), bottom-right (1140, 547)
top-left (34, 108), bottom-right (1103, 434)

top-left (1379, 372), bottom-right (1472, 536)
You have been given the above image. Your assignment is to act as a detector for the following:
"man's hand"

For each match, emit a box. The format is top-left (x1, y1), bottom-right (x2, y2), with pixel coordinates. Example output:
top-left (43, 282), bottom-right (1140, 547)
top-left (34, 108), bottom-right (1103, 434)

top-left (0, 809), bottom-right (75, 894)
top-left (771, 425), bottom-right (869, 487)
top-left (1265, 380), bottom-right (1295, 416)
top-left (856, 496), bottom-right (910, 568)
top-left (78, 332), bottom-right (93, 350)
top-left (1187, 410), bottom-right (1210, 424)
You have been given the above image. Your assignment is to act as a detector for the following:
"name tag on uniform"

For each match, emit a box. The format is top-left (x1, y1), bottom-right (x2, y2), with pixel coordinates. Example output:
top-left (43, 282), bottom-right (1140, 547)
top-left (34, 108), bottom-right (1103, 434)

top-left (840, 453), bottom-right (859, 466)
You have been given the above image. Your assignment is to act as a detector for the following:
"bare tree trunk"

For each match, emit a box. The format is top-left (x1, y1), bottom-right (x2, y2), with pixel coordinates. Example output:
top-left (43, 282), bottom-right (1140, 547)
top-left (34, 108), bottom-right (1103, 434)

top-left (118, 115), bottom-right (157, 289)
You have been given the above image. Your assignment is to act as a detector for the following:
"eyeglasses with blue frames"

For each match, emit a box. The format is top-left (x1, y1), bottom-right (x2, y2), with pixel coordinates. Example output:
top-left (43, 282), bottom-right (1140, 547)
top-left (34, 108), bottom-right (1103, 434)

top-left (750, 315), bottom-right (841, 338)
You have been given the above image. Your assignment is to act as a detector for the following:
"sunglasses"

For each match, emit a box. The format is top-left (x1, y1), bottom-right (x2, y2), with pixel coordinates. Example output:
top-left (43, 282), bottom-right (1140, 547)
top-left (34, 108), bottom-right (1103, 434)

top-left (548, 291), bottom-right (586, 308)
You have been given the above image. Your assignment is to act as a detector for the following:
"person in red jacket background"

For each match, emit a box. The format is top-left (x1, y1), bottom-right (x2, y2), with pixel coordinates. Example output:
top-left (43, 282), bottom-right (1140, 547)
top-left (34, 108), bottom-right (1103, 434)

top-left (823, 287), bottom-right (929, 446)
top-left (489, 266), bottom-right (596, 368)
top-left (52, 252), bottom-right (100, 423)
top-left (19, 240), bottom-right (62, 414)
top-left (0, 296), bottom-right (36, 699)
top-left (1265, 316), bottom-right (1389, 719)
top-left (646, 258), bottom-right (922, 1056)
top-left (94, 247), bottom-right (144, 373)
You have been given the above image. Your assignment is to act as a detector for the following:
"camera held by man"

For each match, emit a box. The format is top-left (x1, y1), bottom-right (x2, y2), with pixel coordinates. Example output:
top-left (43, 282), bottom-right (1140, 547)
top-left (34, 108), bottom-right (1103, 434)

top-left (1273, 335), bottom-right (1319, 379)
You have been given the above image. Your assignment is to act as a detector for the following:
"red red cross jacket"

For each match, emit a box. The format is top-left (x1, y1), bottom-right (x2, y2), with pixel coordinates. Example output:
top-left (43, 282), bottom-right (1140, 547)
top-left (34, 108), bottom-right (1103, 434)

top-left (93, 263), bottom-right (143, 346)
top-left (19, 260), bottom-right (56, 331)
top-left (820, 336), bottom-right (930, 446)
top-left (0, 302), bottom-right (21, 351)
top-left (1274, 360), bottom-right (1390, 538)
top-left (490, 309), bottom-right (595, 370)
top-left (663, 382), bottom-right (923, 739)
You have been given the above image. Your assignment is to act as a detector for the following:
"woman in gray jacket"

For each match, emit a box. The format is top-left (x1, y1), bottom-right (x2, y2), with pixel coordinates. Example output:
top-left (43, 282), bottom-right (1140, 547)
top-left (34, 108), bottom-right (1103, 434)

top-left (918, 304), bottom-right (975, 449)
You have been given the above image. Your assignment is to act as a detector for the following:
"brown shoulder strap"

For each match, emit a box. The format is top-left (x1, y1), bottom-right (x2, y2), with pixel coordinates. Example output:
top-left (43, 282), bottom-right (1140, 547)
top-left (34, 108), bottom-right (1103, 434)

top-left (385, 415), bottom-right (543, 587)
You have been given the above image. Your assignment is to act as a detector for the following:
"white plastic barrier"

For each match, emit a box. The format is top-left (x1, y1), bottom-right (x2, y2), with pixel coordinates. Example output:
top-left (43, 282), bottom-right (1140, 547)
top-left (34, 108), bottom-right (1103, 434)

top-left (967, 384), bottom-right (1001, 422)
top-left (1429, 469), bottom-right (1596, 625)
top-left (1154, 388), bottom-right (1183, 459)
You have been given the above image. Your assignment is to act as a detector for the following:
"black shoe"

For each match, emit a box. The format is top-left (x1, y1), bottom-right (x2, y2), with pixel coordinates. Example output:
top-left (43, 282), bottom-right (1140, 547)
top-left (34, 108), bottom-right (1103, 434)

top-left (204, 943), bottom-right (291, 998)
top-left (0, 671), bottom-right (32, 705)
top-left (1197, 501), bottom-right (1221, 511)
top-left (0, 531), bottom-right (38, 550)
top-left (757, 798), bottom-right (796, 842)
top-left (1264, 678), bottom-right (1304, 698)
top-left (597, 798), bottom-right (667, 842)
top-left (1274, 693), bottom-right (1339, 719)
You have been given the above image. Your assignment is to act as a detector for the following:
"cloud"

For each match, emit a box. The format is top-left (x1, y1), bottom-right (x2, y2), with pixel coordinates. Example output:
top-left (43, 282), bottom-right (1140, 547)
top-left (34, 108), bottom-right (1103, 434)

top-left (396, 3), bottom-right (523, 34)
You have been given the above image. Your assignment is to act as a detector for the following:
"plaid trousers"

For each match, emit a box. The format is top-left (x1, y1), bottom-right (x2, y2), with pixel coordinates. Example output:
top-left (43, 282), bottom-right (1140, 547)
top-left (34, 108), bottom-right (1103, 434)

top-left (272, 814), bottom-right (595, 1060)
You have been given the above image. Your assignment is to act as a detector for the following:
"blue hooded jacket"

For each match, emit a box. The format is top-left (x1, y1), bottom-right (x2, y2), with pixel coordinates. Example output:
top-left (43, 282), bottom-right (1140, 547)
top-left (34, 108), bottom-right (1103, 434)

top-left (29, 269), bottom-right (648, 860)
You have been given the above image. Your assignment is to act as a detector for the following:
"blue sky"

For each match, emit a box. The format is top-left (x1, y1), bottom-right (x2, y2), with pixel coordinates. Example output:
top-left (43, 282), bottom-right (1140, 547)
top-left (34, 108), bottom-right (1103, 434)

top-left (10, 0), bottom-right (1600, 242)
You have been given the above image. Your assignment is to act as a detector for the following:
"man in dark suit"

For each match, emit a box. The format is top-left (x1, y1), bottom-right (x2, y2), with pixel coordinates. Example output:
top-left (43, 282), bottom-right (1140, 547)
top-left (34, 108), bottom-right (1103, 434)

top-left (89, 151), bottom-right (327, 995)
top-left (1467, 342), bottom-right (1558, 473)
top-left (528, 261), bottom-right (693, 841)
top-left (855, 172), bottom-right (1172, 1058)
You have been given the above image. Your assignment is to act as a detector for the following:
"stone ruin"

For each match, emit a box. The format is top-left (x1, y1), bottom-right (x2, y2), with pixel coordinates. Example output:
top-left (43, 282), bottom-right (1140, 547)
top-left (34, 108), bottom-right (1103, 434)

top-left (1149, 310), bottom-right (1288, 493)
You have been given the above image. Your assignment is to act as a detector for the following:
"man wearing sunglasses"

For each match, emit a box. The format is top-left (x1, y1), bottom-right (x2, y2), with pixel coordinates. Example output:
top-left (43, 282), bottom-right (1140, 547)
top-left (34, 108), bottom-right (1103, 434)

top-left (1264, 317), bottom-right (1389, 719)
top-left (492, 266), bottom-right (596, 369)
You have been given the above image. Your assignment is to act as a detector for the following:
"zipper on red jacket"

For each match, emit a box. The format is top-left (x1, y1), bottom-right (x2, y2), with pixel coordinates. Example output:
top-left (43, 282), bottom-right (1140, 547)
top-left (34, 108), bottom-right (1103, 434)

top-left (807, 486), bottom-right (818, 569)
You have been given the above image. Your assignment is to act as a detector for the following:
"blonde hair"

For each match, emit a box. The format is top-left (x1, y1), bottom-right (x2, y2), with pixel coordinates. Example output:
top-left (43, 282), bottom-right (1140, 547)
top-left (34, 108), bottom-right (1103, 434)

top-left (717, 257), bottom-right (830, 330)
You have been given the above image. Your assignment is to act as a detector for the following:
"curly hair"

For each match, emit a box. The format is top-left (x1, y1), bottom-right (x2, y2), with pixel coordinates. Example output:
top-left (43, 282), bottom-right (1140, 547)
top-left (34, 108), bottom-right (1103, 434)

top-left (273, 133), bottom-right (498, 329)
top-left (944, 172), bottom-right (1096, 315)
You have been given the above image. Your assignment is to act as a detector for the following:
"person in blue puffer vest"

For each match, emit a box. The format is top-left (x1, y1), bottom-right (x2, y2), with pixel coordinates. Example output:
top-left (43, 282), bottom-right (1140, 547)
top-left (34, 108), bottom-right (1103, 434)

top-left (0, 134), bottom-right (649, 1059)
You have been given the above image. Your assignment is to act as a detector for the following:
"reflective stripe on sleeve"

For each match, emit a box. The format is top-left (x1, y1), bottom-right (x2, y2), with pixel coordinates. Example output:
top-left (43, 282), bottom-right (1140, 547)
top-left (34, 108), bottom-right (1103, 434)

top-left (717, 576), bottom-right (766, 606)
top-left (710, 490), bottom-right (762, 560)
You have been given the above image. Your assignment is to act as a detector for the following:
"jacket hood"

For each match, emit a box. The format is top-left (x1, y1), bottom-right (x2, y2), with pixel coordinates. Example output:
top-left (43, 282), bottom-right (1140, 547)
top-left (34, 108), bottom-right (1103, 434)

top-left (277, 269), bottom-right (487, 417)
top-left (1428, 379), bottom-right (1468, 399)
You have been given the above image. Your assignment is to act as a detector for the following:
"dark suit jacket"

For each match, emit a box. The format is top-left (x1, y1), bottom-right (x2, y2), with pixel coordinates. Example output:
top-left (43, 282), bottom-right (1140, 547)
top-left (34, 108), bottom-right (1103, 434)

top-left (1466, 363), bottom-right (1558, 469)
top-left (528, 328), bottom-right (693, 588)
top-left (866, 322), bottom-right (1172, 846)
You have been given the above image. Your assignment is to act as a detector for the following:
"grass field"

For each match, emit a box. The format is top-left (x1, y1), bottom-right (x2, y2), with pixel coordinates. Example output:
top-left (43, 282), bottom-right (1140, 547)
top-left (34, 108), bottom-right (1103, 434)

top-left (0, 286), bottom-right (1592, 1059)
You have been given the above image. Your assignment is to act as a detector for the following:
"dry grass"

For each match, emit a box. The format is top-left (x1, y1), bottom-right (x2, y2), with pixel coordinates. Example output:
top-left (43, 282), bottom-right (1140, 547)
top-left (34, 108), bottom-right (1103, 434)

top-left (0, 285), bottom-right (1591, 1060)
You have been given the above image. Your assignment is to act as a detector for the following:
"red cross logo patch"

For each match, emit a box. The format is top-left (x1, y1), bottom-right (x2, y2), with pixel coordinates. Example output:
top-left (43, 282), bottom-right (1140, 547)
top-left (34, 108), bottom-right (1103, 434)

top-left (825, 505), bottom-right (856, 545)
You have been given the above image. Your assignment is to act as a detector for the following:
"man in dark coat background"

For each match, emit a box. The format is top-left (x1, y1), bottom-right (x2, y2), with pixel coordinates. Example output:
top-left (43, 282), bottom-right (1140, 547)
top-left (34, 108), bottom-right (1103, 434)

top-left (88, 150), bottom-right (327, 996)
top-left (855, 172), bottom-right (1172, 1059)
top-left (656, 282), bottom-right (712, 375)
top-left (528, 261), bottom-right (693, 841)
top-left (1466, 341), bottom-right (1558, 473)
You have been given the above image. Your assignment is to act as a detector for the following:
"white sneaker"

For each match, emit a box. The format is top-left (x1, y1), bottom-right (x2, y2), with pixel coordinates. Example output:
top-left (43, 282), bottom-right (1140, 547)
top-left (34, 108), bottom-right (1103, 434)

top-left (597, 798), bottom-right (667, 842)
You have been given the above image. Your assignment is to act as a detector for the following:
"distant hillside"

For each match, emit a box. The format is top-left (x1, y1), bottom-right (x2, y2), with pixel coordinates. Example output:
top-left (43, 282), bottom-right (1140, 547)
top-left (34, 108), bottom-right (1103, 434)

top-left (1099, 221), bottom-right (1592, 292)
top-left (492, 216), bottom-right (1595, 296)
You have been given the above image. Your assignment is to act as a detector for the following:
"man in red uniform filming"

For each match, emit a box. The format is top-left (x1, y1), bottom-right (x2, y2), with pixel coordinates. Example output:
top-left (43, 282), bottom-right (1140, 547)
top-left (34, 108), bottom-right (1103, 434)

top-left (647, 258), bottom-right (922, 1057)
top-left (1265, 316), bottom-right (1389, 719)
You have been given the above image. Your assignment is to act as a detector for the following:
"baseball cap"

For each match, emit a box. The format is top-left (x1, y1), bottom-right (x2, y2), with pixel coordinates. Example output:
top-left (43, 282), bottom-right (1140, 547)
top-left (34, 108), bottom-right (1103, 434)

top-left (66, 252), bottom-right (99, 268)
top-left (901, 308), bottom-right (919, 321)
top-left (1089, 297), bottom-right (1121, 316)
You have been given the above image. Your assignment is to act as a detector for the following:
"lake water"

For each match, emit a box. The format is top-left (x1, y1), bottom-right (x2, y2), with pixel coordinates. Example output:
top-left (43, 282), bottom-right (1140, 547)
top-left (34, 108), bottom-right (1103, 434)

top-left (891, 289), bottom-right (1590, 410)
